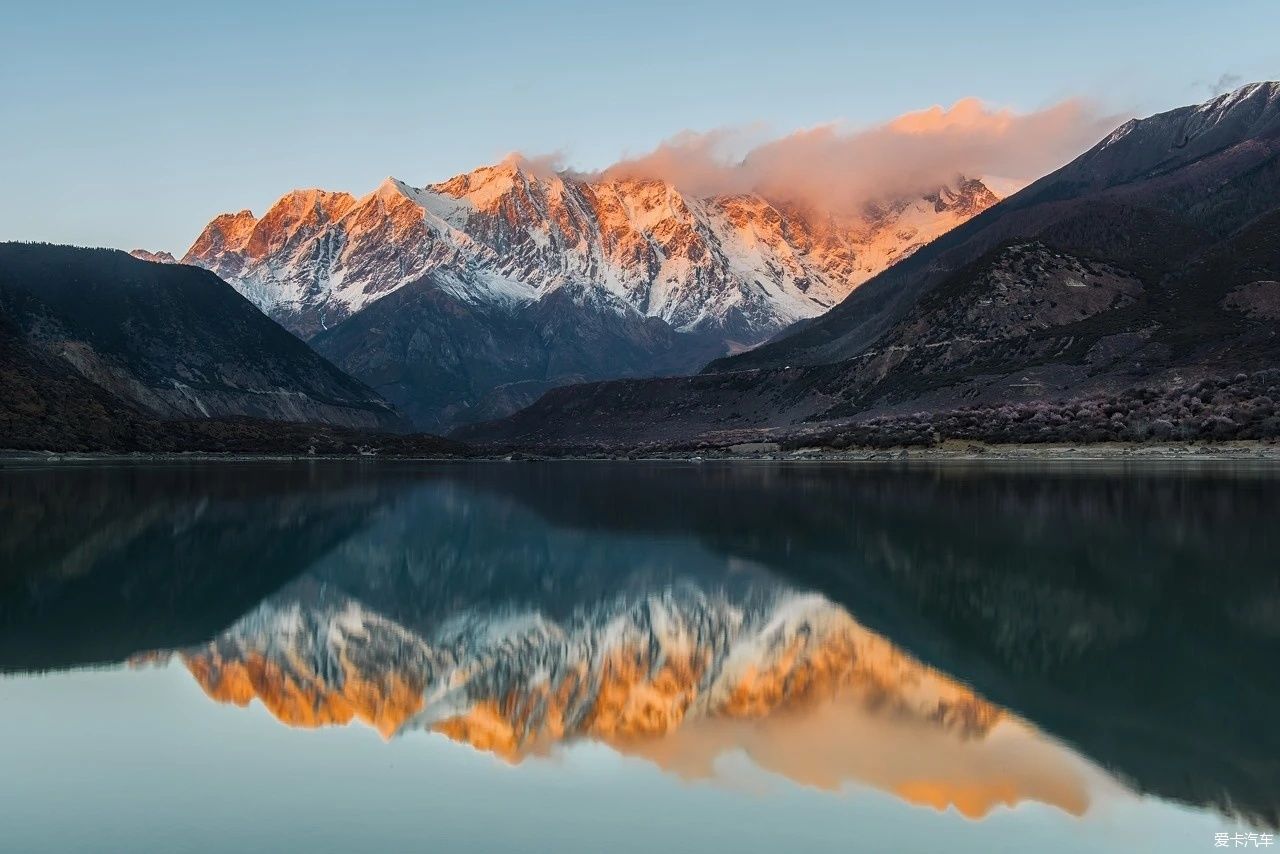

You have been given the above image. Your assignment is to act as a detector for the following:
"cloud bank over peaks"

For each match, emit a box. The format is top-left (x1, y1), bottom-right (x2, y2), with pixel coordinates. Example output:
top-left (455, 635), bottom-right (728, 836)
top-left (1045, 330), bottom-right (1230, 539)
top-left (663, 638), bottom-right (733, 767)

top-left (569, 97), bottom-right (1123, 213)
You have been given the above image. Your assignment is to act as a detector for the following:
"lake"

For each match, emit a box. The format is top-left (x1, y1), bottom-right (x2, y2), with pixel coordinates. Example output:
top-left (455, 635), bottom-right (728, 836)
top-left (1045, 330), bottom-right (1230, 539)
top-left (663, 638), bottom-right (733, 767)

top-left (1, 460), bottom-right (1276, 853)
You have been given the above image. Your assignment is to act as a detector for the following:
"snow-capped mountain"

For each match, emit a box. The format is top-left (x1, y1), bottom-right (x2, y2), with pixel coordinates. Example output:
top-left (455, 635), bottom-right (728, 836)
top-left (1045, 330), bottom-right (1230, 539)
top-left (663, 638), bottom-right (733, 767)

top-left (179, 162), bottom-right (996, 428)
top-left (184, 163), bottom-right (996, 343)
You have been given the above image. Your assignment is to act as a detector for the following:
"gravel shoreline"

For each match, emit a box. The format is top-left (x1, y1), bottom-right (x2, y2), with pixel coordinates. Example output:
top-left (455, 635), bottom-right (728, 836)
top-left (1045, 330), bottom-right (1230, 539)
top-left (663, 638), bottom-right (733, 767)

top-left (3, 440), bottom-right (1280, 465)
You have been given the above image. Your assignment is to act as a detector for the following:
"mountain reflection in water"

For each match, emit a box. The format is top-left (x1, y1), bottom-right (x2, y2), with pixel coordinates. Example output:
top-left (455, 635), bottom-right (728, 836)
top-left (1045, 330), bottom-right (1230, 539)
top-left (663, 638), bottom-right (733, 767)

top-left (175, 574), bottom-right (1087, 819)
top-left (2, 461), bottom-right (1276, 831)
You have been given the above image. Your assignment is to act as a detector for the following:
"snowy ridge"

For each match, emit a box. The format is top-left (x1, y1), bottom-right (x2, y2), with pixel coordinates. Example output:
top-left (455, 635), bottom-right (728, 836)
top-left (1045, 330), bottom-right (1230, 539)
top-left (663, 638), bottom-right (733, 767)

top-left (183, 160), bottom-right (998, 342)
top-left (1091, 81), bottom-right (1280, 168)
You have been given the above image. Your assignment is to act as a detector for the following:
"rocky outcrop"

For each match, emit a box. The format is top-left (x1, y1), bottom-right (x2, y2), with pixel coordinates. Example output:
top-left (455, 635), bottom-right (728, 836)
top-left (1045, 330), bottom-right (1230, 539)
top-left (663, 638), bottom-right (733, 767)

top-left (128, 249), bottom-right (176, 264)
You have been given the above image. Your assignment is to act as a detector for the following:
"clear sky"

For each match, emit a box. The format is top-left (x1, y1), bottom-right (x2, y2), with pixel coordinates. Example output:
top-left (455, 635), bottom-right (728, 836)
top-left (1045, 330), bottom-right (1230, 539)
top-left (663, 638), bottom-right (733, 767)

top-left (3, 0), bottom-right (1277, 254)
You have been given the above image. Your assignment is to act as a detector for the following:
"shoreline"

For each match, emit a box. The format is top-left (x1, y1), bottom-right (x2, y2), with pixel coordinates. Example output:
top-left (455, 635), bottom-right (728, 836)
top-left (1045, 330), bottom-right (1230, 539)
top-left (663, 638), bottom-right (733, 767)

top-left (4, 440), bottom-right (1280, 465)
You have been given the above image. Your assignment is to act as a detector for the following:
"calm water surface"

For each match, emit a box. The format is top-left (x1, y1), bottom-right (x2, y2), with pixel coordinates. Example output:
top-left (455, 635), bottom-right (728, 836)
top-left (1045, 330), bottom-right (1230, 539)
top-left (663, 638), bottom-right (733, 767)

top-left (1, 461), bottom-right (1276, 853)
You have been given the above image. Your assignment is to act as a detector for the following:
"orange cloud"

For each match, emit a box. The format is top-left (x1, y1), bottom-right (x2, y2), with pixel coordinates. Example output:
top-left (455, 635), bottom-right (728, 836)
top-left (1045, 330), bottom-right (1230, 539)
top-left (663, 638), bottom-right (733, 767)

top-left (592, 97), bottom-right (1123, 212)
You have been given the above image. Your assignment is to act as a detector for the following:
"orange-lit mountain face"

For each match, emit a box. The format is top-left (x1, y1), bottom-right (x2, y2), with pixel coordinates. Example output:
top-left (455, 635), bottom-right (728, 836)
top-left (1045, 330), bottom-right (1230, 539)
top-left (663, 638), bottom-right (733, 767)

top-left (171, 581), bottom-right (1094, 819)
top-left (183, 163), bottom-right (997, 344)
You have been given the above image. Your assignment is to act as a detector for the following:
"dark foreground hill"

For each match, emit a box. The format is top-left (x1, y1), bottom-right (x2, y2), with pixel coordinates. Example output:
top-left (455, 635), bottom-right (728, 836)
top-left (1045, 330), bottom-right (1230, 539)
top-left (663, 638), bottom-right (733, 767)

top-left (0, 244), bottom-right (470, 454)
top-left (0, 311), bottom-right (461, 453)
top-left (0, 243), bottom-right (405, 436)
top-left (460, 82), bottom-right (1280, 448)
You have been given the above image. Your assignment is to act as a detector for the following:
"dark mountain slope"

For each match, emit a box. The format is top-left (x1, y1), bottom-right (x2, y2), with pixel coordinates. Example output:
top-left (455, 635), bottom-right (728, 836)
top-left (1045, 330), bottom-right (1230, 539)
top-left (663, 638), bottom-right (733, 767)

top-left (1, 313), bottom-right (463, 453)
top-left (0, 309), bottom-right (158, 450)
top-left (711, 81), bottom-right (1280, 374)
top-left (461, 228), bottom-right (1280, 447)
top-left (461, 83), bottom-right (1280, 446)
top-left (312, 275), bottom-right (724, 432)
top-left (0, 243), bottom-right (404, 432)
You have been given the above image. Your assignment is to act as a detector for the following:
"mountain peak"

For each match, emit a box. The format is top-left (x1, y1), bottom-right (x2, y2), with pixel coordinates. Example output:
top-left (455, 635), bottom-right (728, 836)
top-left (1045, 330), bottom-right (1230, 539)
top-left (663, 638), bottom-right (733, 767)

top-left (1057, 80), bottom-right (1280, 193)
top-left (373, 175), bottom-right (413, 200)
top-left (266, 187), bottom-right (357, 214)
top-left (1197, 80), bottom-right (1280, 116)
top-left (1179, 79), bottom-right (1280, 140)
top-left (242, 189), bottom-right (357, 260)
top-left (923, 176), bottom-right (1000, 215)
top-left (129, 249), bottom-right (177, 264)
top-left (430, 157), bottom-right (559, 209)
top-left (183, 209), bottom-right (258, 261)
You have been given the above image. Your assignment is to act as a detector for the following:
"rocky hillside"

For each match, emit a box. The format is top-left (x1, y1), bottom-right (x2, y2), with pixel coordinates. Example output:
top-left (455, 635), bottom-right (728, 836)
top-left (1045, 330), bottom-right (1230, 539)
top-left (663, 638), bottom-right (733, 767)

top-left (0, 243), bottom-right (406, 445)
top-left (716, 80), bottom-right (1280, 373)
top-left (181, 165), bottom-right (995, 428)
top-left (311, 277), bottom-right (725, 430)
top-left (461, 82), bottom-right (1280, 446)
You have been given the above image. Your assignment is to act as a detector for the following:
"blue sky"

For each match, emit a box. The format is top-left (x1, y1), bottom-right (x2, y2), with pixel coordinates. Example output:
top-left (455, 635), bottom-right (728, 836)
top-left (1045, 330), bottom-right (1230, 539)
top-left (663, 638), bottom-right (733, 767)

top-left (3, 0), bottom-right (1277, 254)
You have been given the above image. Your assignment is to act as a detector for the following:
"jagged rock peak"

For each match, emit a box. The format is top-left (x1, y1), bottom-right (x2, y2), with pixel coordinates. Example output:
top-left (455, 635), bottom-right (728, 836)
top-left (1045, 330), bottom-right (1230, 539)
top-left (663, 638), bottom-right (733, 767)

top-left (183, 162), bottom-right (998, 343)
top-left (129, 249), bottom-right (176, 264)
